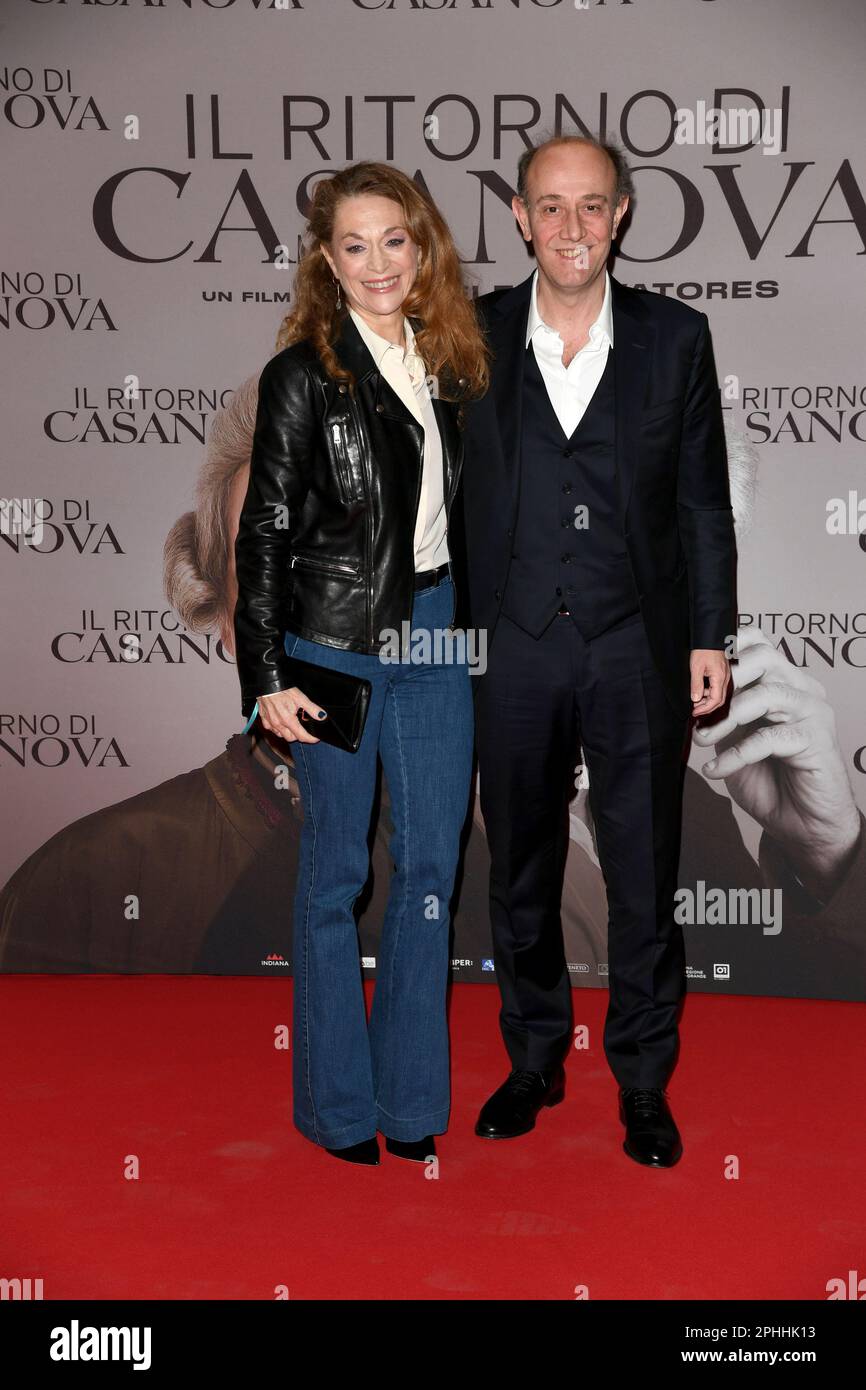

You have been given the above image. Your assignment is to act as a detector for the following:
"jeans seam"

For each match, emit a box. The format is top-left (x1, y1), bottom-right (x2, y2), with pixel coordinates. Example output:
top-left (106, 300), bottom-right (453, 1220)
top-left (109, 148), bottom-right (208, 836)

top-left (376, 1101), bottom-right (447, 1122)
top-left (303, 1116), bottom-right (378, 1140)
top-left (373, 673), bottom-right (412, 1110)
top-left (295, 738), bottom-right (321, 1145)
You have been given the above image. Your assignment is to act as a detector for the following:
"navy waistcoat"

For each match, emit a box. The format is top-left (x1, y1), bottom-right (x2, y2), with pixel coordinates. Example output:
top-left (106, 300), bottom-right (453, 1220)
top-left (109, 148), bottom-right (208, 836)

top-left (501, 339), bottom-right (640, 640)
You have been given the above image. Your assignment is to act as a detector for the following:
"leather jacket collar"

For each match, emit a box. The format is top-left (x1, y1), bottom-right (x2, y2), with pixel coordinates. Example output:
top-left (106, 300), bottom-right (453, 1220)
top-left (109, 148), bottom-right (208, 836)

top-left (330, 307), bottom-right (425, 386)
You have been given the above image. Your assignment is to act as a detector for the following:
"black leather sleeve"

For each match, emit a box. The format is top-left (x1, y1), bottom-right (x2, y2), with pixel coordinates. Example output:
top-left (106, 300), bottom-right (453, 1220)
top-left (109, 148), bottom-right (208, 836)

top-left (233, 352), bottom-right (317, 716)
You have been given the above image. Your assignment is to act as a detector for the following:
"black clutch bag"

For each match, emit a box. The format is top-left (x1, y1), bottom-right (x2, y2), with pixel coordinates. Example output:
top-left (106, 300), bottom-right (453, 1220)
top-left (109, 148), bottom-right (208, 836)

top-left (245, 656), bottom-right (372, 754)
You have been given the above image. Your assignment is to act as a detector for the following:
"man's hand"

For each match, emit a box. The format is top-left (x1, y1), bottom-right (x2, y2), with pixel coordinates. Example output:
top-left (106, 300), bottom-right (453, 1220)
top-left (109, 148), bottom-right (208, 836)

top-left (257, 686), bottom-right (327, 743)
top-left (690, 648), bottom-right (730, 716)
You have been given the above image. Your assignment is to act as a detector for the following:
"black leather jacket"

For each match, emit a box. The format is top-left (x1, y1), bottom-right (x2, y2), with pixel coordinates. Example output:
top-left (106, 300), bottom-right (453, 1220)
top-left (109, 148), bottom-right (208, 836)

top-left (233, 311), bottom-right (470, 719)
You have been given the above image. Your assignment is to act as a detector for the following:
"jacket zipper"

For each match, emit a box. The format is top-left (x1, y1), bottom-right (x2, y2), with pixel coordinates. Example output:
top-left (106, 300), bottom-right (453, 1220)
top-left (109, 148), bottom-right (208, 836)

top-left (351, 397), bottom-right (374, 650)
top-left (330, 419), bottom-right (361, 505)
top-left (443, 436), bottom-right (464, 628)
top-left (291, 552), bottom-right (361, 578)
top-left (404, 420), bottom-right (425, 657)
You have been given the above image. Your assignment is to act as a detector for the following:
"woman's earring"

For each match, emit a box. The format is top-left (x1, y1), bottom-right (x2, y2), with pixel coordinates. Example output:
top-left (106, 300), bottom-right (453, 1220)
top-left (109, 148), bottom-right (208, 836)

top-left (333, 276), bottom-right (342, 309)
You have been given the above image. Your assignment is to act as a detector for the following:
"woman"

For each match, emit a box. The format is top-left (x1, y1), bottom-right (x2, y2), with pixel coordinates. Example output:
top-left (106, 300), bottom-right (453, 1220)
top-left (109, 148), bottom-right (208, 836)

top-left (233, 162), bottom-right (489, 1165)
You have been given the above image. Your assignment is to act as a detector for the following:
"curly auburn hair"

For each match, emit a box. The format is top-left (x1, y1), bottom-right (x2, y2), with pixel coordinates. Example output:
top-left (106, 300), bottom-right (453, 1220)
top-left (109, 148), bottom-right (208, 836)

top-left (274, 161), bottom-right (490, 406)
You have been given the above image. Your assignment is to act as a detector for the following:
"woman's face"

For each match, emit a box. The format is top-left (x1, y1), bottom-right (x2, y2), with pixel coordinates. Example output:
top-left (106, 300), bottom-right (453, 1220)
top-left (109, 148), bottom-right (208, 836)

top-left (321, 193), bottom-right (420, 329)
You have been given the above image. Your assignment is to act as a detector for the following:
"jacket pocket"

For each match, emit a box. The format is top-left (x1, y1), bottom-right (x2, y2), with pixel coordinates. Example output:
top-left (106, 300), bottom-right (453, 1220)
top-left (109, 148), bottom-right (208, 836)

top-left (641, 395), bottom-right (681, 425)
top-left (291, 550), bottom-right (361, 580)
top-left (326, 415), bottom-right (366, 504)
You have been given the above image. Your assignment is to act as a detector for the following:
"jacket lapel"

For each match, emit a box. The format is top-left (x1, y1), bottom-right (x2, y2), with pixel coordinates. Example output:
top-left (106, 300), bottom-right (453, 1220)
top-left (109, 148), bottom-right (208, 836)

top-left (486, 273), bottom-right (534, 513)
top-left (330, 309), bottom-right (463, 508)
top-left (610, 274), bottom-right (654, 522)
top-left (484, 270), bottom-right (656, 527)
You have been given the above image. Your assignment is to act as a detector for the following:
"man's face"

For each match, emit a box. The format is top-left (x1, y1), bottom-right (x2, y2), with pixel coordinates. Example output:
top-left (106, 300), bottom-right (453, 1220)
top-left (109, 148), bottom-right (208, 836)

top-left (513, 143), bottom-right (627, 295)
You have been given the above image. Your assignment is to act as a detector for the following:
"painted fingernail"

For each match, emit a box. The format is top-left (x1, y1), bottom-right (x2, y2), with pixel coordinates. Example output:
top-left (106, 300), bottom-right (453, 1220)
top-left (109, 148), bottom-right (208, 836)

top-left (317, 711), bottom-right (327, 719)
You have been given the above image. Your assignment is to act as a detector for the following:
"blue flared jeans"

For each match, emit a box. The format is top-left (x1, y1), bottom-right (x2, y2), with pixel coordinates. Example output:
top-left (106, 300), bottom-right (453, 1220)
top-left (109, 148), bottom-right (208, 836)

top-left (286, 575), bottom-right (474, 1149)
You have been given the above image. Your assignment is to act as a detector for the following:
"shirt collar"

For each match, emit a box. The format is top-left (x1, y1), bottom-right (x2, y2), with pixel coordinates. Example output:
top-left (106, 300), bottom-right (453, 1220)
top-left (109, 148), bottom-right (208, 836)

top-left (525, 267), bottom-right (613, 351)
top-left (349, 305), bottom-right (413, 367)
top-left (349, 306), bottom-right (426, 388)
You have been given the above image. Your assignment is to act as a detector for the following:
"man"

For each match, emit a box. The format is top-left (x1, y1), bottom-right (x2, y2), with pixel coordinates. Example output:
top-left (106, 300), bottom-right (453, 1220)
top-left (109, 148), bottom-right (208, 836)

top-left (459, 134), bottom-right (736, 1167)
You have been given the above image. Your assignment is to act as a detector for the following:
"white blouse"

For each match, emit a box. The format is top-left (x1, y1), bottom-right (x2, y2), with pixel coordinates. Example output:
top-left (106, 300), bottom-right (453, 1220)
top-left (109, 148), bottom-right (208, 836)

top-left (348, 306), bottom-right (450, 572)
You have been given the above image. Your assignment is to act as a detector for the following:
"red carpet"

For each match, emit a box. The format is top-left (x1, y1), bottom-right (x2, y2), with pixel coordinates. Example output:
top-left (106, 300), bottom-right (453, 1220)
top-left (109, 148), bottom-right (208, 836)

top-left (2, 976), bottom-right (863, 1301)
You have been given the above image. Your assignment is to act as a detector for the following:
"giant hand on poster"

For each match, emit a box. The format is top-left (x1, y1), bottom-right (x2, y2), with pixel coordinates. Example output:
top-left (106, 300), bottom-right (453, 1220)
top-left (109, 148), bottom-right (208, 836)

top-left (2, 385), bottom-right (862, 998)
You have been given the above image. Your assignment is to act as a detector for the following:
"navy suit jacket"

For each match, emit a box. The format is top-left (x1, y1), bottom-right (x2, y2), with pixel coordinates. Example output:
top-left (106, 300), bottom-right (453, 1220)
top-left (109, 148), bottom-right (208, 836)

top-left (452, 271), bottom-right (738, 718)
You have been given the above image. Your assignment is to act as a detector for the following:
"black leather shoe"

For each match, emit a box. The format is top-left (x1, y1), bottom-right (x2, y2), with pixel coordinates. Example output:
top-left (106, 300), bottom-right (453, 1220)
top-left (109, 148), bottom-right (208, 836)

top-left (325, 1137), bottom-right (380, 1165)
top-left (385, 1135), bottom-right (437, 1163)
top-left (475, 1065), bottom-right (566, 1139)
top-left (619, 1087), bottom-right (682, 1167)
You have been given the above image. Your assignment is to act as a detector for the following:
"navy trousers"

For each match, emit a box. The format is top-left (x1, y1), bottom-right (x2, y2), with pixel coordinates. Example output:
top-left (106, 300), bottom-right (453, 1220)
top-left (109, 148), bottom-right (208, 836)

top-left (475, 608), bottom-right (691, 1089)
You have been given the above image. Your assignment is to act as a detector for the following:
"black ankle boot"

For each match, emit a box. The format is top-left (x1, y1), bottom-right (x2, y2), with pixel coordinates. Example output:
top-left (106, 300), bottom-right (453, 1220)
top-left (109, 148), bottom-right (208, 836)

top-left (325, 1137), bottom-right (380, 1166)
top-left (385, 1135), bottom-right (437, 1163)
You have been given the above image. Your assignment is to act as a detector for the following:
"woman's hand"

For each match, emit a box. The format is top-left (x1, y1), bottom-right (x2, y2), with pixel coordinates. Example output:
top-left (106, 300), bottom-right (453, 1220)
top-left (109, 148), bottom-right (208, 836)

top-left (257, 687), bottom-right (327, 743)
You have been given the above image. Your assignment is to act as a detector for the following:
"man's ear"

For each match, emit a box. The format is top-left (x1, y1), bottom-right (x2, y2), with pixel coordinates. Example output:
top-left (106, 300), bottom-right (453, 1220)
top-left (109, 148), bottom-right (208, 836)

top-left (511, 194), bottom-right (531, 242)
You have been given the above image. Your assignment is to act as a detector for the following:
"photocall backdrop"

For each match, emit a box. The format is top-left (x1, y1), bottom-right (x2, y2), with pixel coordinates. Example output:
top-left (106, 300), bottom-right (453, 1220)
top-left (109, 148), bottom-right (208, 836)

top-left (2, 0), bottom-right (865, 1003)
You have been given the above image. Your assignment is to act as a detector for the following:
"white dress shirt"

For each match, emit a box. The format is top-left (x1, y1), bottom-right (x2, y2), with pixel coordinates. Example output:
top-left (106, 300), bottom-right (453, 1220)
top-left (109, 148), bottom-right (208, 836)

top-left (525, 267), bottom-right (614, 436)
top-left (348, 306), bottom-right (450, 572)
